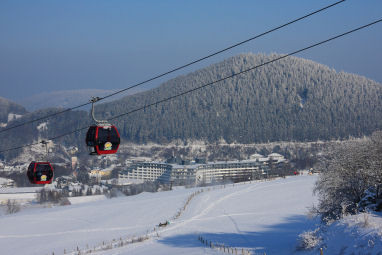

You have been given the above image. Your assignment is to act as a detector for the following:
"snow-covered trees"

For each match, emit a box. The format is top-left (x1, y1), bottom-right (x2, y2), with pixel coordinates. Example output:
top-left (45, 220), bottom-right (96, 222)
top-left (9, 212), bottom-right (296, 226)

top-left (314, 131), bottom-right (382, 221)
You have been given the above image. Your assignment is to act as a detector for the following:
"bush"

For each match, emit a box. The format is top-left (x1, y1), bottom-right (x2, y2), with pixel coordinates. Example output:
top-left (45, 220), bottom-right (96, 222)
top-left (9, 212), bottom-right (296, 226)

top-left (37, 188), bottom-right (65, 204)
top-left (6, 199), bottom-right (21, 214)
top-left (59, 197), bottom-right (71, 206)
top-left (297, 228), bottom-right (321, 250)
top-left (314, 131), bottom-right (382, 221)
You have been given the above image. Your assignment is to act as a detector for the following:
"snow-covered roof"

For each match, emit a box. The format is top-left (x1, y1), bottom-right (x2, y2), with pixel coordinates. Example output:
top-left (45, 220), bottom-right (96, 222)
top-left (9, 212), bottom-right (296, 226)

top-left (250, 153), bottom-right (264, 159)
top-left (268, 153), bottom-right (284, 158)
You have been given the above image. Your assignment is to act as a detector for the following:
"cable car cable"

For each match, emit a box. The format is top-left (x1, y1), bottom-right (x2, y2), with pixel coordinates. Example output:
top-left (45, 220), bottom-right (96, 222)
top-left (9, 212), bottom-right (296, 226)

top-left (0, 0), bottom-right (346, 134)
top-left (0, 18), bottom-right (380, 154)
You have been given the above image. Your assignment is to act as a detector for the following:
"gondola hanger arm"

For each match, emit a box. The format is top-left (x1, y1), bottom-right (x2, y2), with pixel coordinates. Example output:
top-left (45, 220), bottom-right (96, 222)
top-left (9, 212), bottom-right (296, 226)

top-left (90, 97), bottom-right (109, 126)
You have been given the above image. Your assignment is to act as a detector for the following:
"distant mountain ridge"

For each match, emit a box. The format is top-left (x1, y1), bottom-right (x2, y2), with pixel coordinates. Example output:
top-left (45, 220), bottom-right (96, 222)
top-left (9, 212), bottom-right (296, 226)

top-left (14, 88), bottom-right (146, 111)
top-left (1, 53), bottom-right (382, 159)
top-left (15, 89), bottom-right (116, 111)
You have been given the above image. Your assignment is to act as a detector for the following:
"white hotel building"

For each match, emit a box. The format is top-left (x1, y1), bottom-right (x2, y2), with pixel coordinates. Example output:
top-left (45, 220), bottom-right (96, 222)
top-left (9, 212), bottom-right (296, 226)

top-left (118, 153), bottom-right (286, 185)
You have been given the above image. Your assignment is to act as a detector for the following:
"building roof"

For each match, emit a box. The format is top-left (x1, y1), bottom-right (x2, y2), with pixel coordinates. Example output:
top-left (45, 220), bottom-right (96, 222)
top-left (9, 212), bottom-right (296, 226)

top-left (268, 153), bottom-right (284, 158)
top-left (250, 153), bottom-right (264, 159)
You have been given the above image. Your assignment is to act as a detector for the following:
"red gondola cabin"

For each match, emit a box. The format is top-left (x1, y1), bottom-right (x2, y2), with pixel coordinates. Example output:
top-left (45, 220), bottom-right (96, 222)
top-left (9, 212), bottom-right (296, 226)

top-left (27, 162), bottom-right (54, 184)
top-left (86, 125), bottom-right (120, 155)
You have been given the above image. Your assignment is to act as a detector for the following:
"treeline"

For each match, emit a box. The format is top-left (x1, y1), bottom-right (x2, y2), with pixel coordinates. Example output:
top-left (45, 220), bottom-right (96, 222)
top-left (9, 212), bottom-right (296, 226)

top-left (0, 96), bottom-right (27, 123)
top-left (1, 53), bottom-right (382, 160)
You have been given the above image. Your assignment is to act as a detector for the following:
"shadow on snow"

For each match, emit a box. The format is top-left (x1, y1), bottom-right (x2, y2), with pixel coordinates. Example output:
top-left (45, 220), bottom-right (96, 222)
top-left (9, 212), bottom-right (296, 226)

top-left (158, 215), bottom-right (320, 254)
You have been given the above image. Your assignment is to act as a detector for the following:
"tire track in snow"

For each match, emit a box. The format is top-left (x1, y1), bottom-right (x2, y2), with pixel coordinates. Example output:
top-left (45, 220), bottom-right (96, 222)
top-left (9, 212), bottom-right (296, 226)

top-left (157, 178), bottom-right (303, 235)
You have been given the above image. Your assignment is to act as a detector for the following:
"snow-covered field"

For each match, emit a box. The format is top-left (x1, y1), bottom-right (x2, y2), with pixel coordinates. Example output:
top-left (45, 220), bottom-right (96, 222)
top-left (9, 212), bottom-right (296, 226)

top-left (0, 175), bottom-right (381, 255)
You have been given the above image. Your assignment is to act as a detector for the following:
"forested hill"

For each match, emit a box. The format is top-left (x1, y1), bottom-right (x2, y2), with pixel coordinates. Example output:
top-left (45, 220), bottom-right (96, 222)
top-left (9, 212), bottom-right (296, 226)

top-left (1, 53), bottom-right (382, 158)
top-left (98, 53), bottom-right (382, 143)
top-left (0, 97), bottom-right (27, 124)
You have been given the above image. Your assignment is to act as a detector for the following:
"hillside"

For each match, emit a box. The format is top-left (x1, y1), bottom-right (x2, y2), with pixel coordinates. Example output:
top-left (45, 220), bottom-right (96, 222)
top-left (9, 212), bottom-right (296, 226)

top-left (15, 89), bottom-right (115, 111)
top-left (1, 53), bottom-right (382, 159)
top-left (15, 88), bottom-right (143, 111)
top-left (1, 175), bottom-right (381, 254)
top-left (101, 53), bottom-right (382, 143)
top-left (0, 97), bottom-right (27, 125)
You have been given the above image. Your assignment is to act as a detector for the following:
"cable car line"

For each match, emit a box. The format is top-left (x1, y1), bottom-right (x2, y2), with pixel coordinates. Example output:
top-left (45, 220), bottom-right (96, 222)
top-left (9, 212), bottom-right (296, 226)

top-left (0, 18), bottom-right (380, 154)
top-left (0, 0), bottom-right (345, 134)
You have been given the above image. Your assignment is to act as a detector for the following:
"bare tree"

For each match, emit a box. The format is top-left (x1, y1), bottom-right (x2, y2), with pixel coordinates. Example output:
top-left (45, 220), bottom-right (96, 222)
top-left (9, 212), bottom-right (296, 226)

top-left (6, 199), bottom-right (20, 214)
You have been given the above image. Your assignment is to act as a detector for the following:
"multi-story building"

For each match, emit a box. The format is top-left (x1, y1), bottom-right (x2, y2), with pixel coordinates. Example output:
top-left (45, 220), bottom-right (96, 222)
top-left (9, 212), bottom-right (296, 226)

top-left (195, 160), bottom-right (266, 185)
top-left (171, 164), bottom-right (198, 185)
top-left (118, 153), bottom-right (287, 185)
top-left (119, 162), bottom-right (172, 183)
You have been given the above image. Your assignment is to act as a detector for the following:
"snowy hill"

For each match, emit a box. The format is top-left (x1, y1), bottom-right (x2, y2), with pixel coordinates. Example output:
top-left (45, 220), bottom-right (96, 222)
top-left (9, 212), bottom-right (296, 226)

top-left (0, 175), bottom-right (381, 255)
top-left (0, 96), bottom-right (27, 125)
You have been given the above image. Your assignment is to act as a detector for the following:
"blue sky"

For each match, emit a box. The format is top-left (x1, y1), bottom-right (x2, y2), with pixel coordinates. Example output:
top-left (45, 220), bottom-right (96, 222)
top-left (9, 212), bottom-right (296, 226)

top-left (0, 0), bottom-right (381, 101)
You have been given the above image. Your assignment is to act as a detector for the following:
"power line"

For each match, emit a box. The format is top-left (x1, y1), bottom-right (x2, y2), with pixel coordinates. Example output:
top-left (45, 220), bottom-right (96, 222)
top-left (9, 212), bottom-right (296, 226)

top-left (0, 0), bottom-right (346, 134)
top-left (108, 19), bottom-right (382, 120)
top-left (0, 18), bottom-right (380, 154)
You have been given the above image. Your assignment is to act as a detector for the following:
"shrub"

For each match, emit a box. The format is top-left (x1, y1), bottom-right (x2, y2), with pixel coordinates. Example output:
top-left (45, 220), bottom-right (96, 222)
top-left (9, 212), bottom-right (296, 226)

top-left (297, 228), bottom-right (321, 250)
top-left (6, 199), bottom-right (21, 214)
top-left (37, 188), bottom-right (65, 204)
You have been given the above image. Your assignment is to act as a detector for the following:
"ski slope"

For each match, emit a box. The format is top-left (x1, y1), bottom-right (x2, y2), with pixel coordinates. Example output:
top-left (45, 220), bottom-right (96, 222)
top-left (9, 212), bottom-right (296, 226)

top-left (1, 175), bottom-right (380, 254)
top-left (102, 175), bottom-right (320, 255)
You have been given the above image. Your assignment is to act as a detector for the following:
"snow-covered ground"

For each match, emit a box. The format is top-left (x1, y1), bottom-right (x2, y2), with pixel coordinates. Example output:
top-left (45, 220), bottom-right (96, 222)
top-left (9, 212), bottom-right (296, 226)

top-left (0, 175), bottom-right (381, 255)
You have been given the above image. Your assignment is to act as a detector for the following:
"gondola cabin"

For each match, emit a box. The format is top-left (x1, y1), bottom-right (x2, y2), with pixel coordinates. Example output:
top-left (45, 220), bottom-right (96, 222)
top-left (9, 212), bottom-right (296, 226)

top-left (27, 162), bottom-right (54, 184)
top-left (86, 125), bottom-right (120, 155)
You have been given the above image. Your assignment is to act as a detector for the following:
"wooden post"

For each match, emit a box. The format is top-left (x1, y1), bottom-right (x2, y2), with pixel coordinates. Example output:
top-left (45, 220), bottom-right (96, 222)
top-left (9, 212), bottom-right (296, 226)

top-left (320, 248), bottom-right (323, 255)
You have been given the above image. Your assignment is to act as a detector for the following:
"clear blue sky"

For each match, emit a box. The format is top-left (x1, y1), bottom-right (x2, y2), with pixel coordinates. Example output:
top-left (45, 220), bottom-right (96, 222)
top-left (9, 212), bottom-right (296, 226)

top-left (0, 0), bottom-right (381, 101)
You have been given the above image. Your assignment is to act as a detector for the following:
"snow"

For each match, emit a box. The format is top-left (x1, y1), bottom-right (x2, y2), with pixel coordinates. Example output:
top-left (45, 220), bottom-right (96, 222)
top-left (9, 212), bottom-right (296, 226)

top-left (0, 175), bottom-right (381, 255)
top-left (0, 177), bottom-right (10, 186)
top-left (7, 113), bottom-right (22, 122)
top-left (0, 187), bottom-right (41, 205)
top-left (37, 122), bottom-right (48, 131)
top-left (304, 212), bottom-right (382, 255)
top-left (68, 195), bottom-right (106, 205)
